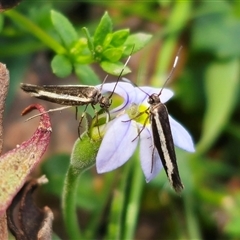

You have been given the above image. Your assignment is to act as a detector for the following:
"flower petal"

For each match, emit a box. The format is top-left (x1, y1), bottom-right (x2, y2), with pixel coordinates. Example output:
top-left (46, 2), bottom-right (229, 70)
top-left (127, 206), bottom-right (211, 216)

top-left (139, 126), bottom-right (163, 182)
top-left (96, 114), bottom-right (138, 173)
top-left (98, 82), bottom-right (137, 113)
top-left (169, 115), bottom-right (195, 152)
top-left (137, 87), bottom-right (174, 104)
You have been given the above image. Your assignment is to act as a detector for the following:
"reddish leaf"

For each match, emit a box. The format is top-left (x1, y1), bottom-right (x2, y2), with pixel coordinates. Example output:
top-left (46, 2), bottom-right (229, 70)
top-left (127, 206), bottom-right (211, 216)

top-left (7, 176), bottom-right (53, 240)
top-left (0, 63), bottom-right (9, 154)
top-left (0, 104), bottom-right (52, 216)
top-left (0, 213), bottom-right (8, 240)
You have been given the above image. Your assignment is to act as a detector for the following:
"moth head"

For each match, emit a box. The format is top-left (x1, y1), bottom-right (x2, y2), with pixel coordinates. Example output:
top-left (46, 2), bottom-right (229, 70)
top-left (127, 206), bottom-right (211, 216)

top-left (147, 93), bottom-right (160, 105)
top-left (99, 96), bottom-right (112, 109)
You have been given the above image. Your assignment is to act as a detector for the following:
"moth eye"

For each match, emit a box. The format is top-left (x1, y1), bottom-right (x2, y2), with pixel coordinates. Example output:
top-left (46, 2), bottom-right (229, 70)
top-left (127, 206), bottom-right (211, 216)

top-left (148, 98), bottom-right (153, 104)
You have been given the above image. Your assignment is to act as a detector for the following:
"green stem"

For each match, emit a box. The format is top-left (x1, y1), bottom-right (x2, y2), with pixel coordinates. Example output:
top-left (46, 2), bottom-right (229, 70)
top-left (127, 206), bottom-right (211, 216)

top-left (84, 172), bottom-right (116, 239)
top-left (62, 165), bottom-right (82, 239)
top-left (152, 2), bottom-right (192, 87)
top-left (106, 163), bottom-right (132, 240)
top-left (4, 10), bottom-right (66, 54)
top-left (183, 193), bottom-right (201, 239)
top-left (123, 153), bottom-right (144, 240)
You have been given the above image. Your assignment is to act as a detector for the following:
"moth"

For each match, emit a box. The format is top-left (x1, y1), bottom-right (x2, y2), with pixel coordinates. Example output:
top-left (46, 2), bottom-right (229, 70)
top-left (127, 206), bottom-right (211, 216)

top-left (136, 47), bottom-right (184, 193)
top-left (20, 84), bottom-right (112, 112)
top-left (20, 54), bottom-right (132, 128)
top-left (148, 92), bottom-right (184, 193)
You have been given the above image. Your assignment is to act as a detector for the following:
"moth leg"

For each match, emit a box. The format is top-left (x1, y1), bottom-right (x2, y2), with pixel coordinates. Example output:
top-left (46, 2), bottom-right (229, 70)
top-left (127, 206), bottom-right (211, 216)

top-left (24, 106), bottom-right (72, 121)
top-left (75, 107), bottom-right (78, 120)
top-left (122, 110), bottom-right (146, 123)
top-left (91, 104), bottom-right (102, 138)
top-left (105, 110), bottom-right (110, 123)
top-left (151, 147), bottom-right (156, 173)
top-left (131, 114), bottom-right (150, 142)
top-left (78, 105), bottom-right (89, 138)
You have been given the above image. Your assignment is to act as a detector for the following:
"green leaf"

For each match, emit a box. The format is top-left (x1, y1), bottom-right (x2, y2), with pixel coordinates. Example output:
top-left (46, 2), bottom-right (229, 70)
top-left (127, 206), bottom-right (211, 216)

top-left (123, 33), bottom-right (152, 56)
top-left (0, 15), bottom-right (4, 33)
top-left (197, 59), bottom-right (240, 154)
top-left (93, 12), bottom-right (112, 51)
top-left (103, 33), bottom-right (113, 49)
top-left (51, 54), bottom-right (72, 78)
top-left (100, 61), bottom-right (131, 76)
top-left (192, 3), bottom-right (240, 58)
top-left (110, 29), bottom-right (130, 47)
top-left (102, 47), bottom-right (123, 62)
top-left (51, 10), bottom-right (78, 48)
top-left (82, 27), bottom-right (94, 53)
top-left (74, 63), bottom-right (100, 85)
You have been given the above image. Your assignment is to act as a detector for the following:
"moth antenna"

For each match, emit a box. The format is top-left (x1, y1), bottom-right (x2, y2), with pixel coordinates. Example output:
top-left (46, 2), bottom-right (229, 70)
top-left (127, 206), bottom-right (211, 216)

top-left (108, 45), bottom-right (135, 99)
top-left (122, 77), bottom-right (150, 97)
top-left (99, 74), bottom-right (109, 91)
top-left (158, 46), bottom-right (182, 96)
top-left (23, 106), bottom-right (72, 121)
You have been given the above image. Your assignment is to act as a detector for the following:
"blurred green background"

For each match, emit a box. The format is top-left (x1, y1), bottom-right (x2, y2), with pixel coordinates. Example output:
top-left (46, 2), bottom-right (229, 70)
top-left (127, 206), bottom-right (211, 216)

top-left (1, 1), bottom-right (240, 239)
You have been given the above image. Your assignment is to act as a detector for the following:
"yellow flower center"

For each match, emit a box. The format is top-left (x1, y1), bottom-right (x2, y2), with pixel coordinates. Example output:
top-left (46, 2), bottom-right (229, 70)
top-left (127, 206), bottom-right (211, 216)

top-left (126, 103), bottom-right (150, 126)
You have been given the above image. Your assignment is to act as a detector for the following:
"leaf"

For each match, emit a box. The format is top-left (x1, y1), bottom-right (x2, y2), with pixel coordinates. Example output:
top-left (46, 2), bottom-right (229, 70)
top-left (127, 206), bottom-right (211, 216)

top-left (0, 214), bottom-right (8, 240)
top-left (7, 176), bottom-right (53, 240)
top-left (93, 12), bottom-right (112, 51)
top-left (74, 63), bottom-right (100, 85)
top-left (102, 47), bottom-right (123, 62)
top-left (100, 61), bottom-right (131, 76)
top-left (82, 27), bottom-right (94, 53)
top-left (0, 104), bottom-right (52, 216)
top-left (51, 54), bottom-right (72, 78)
top-left (0, 63), bottom-right (9, 154)
top-left (0, 15), bottom-right (3, 33)
top-left (51, 10), bottom-right (78, 48)
top-left (102, 33), bottom-right (113, 49)
top-left (110, 29), bottom-right (130, 47)
top-left (123, 33), bottom-right (152, 56)
top-left (192, 3), bottom-right (240, 58)
top-left (197, 59), bottom-right (240, 154)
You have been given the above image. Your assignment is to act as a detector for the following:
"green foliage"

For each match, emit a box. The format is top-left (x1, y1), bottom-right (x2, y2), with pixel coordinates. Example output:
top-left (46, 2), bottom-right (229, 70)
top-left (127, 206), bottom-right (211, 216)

top-left (197, 59), bottom-right (239, 154)
top-left (49, 10), bottom-right (151, 79)
top-left (51, 10), bottom-right (78, 48)
top-left (51, 54), bottom-right (72, 77)
top-left (192, 1), bottom-right (240, 58)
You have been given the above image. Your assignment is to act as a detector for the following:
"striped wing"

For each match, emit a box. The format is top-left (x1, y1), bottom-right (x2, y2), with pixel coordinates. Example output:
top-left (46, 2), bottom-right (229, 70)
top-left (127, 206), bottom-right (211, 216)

top-left (21, 84), bottom-right (99, 106)
top-left (150, 103), bottom-right (184, 193)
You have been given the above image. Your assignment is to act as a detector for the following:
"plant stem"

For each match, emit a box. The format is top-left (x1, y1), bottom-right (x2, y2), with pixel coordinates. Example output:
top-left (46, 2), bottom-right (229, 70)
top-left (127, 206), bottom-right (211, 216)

top-left (152, 2), bottom-right (192, 87)
top-left (106, 163), bottom-right (131, 240)
top-left (4, 10), bottom-right (66, 54)
top-left (183, 192), bottom-right (201, 239)
top-left (62, 165), bottom-right (82, 239)
top-left (123, 153), bottom-right (144, 240)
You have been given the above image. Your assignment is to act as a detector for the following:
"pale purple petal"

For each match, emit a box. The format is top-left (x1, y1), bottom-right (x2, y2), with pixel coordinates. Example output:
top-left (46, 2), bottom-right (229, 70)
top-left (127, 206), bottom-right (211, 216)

top-left (139, 126), bottom-right (163, 182)
top-left (96, 114), bottom-right (138, 173)
top-left (136, 87), bottom-right (174, 104)
top-left (169, 115), bottom-right (195, 152)
top-left (98, 82), bottom-right (137, 113)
